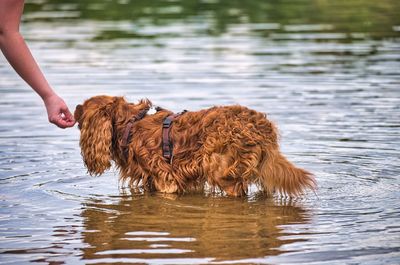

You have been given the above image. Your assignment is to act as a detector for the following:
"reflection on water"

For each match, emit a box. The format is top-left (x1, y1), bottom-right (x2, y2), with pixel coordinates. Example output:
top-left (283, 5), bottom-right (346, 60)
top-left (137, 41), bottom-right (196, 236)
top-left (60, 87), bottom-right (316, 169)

top-left (81, 195), bottom-right (310, 264)
top-left (1, 0), bottom-right (400, 264)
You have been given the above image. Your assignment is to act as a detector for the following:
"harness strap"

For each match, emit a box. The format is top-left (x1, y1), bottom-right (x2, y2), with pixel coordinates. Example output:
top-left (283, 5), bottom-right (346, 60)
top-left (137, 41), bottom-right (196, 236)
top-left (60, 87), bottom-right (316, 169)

top-left (121, 108), bottom-right (150, 159)
top-left (162, 110), bottom-right (187, 163)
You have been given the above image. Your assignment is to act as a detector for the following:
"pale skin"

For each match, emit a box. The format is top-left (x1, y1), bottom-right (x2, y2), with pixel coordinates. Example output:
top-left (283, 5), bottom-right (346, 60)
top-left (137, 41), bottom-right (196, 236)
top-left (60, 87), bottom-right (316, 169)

top-left (0, 0), bottom-right (75, 128)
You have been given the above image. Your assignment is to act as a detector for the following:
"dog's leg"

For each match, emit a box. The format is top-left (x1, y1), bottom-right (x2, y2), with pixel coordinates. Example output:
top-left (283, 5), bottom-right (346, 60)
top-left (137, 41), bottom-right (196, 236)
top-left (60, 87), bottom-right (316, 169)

top-left (153, 171), bottom-right (179, 194)
top-left (204, 152), bottom-right (257, 197)
top-left (168, 155), bottom-right (205, 193)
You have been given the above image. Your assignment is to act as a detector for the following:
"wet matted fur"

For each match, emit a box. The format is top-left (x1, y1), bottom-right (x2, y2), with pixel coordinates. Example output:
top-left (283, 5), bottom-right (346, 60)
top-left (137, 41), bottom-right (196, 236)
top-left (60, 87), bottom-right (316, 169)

top-left (74, 95), bottom-right (315, 197)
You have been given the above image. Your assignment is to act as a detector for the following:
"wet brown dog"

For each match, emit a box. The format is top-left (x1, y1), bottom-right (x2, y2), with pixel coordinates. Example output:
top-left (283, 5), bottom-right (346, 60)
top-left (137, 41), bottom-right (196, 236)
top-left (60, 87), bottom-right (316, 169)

top-left (74, 95), bottom-right (315, 197)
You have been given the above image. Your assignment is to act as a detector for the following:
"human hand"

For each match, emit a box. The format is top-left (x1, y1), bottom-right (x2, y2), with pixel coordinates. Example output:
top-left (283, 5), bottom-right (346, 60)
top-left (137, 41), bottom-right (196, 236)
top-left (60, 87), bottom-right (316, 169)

top-left (43, 94), bottom-right (76, 128)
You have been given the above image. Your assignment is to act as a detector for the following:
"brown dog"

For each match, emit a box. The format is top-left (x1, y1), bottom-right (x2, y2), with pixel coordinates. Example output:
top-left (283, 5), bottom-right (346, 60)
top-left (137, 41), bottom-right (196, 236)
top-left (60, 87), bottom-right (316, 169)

top-left (74, 95), bottom-right (315, 197)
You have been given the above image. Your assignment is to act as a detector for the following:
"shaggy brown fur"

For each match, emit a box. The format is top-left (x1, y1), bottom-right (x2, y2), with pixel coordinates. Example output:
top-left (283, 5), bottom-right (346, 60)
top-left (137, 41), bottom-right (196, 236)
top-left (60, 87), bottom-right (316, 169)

top-left (74, 95), bottom-right (315, 197)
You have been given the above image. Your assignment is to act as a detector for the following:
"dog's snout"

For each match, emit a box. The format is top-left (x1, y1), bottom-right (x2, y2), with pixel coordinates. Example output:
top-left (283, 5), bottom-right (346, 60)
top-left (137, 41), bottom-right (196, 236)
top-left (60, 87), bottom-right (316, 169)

top-left (74, 104), bottom-right (84, 129)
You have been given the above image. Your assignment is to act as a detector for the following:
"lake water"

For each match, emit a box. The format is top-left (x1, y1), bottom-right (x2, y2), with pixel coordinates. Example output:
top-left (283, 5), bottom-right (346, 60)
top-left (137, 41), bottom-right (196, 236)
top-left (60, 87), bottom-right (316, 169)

top-left (1, 0), bottom-right (400, 264)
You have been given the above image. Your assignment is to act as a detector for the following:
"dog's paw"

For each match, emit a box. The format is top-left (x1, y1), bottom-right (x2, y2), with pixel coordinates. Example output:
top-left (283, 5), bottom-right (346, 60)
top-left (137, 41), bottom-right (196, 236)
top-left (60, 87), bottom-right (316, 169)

top-left (155, 176), bottom-right (179, 194)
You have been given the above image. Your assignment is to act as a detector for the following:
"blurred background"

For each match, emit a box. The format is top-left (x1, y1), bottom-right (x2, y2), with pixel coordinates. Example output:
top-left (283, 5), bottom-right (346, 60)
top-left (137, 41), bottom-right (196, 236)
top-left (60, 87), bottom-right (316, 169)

top-left (0, 0), bottom-right (399, 264)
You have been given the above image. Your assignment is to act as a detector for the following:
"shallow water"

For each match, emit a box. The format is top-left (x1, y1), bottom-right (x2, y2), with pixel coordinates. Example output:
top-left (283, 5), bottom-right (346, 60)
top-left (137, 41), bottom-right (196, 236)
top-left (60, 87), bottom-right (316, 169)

top-left (1, 0), bottom-right (400, 264)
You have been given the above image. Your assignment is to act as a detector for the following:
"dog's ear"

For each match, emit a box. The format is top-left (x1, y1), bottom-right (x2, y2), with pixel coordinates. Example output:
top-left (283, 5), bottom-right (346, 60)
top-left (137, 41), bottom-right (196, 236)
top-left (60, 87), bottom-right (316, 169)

top-left (79, 106), bottom-right (113, 176)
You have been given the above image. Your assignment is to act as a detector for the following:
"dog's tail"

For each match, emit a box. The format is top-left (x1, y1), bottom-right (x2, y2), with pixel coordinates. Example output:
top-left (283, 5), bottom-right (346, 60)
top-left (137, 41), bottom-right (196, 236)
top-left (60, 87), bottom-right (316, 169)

top-left (259, 148), bottom-right (316, 196)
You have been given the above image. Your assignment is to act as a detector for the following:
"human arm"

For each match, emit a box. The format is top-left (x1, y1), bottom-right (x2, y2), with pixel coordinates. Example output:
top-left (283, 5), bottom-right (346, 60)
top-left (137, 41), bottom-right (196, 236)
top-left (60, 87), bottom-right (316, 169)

top-left (0, 0), bottom-right (75, 128)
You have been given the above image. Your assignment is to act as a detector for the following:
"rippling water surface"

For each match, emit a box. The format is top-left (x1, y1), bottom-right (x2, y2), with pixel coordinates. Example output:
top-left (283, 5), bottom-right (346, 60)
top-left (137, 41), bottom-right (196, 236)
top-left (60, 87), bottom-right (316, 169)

top-left (1, 0), bottom-right (400, 264)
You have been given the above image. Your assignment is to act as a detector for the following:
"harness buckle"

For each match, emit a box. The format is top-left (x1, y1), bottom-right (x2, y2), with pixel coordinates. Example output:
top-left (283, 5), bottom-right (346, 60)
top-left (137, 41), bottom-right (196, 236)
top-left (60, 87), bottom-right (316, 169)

top-left (163, 118), bottom-right (172, 128)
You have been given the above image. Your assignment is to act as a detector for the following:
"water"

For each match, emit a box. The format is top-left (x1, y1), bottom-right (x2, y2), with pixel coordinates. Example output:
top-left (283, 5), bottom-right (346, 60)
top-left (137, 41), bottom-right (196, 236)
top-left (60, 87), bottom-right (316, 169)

top-left (1, 0), bottom-right (400, 264)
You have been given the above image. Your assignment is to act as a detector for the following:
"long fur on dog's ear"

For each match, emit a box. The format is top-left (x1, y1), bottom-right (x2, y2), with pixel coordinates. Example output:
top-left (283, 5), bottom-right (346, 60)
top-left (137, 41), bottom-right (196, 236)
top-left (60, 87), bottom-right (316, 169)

top-left (79, 106), bottom-right (113, 175)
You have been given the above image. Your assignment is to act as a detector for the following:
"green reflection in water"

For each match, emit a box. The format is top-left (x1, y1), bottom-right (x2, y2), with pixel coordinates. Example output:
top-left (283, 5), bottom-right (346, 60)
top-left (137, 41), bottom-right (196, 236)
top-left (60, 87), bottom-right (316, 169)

top-left (23, 0), bottom-right (400, 40)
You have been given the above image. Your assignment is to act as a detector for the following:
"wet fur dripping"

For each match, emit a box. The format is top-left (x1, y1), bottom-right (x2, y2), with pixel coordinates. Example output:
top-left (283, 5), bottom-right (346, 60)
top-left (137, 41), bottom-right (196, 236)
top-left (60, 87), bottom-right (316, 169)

top-left (74, 95), bottom-right (315, 197)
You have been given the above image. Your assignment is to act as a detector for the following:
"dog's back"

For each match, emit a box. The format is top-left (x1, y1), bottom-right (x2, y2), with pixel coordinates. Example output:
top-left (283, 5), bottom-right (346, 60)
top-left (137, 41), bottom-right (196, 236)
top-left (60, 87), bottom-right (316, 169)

top-left (164, 105), bottom-right (315, 196)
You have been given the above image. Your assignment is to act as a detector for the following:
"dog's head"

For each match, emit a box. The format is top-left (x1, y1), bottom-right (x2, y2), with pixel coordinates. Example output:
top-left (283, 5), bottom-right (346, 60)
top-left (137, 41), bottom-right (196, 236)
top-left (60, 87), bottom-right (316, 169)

top-left (75, 95), bottom-right (152, 176)
top-left (74, 95), bottom-right (119, 175)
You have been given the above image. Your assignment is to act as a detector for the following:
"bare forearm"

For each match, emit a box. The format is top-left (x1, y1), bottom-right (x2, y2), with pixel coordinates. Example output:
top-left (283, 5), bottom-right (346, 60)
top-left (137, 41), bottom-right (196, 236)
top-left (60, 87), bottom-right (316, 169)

top-left (0, 31), bottom-right (55, 100)
top-left (0, 0), bottom-right (75, 128)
